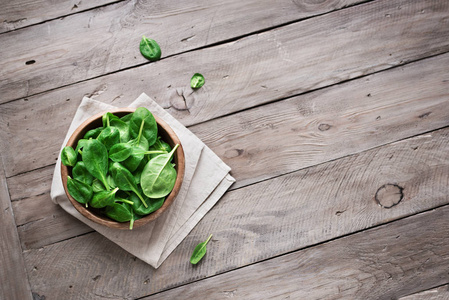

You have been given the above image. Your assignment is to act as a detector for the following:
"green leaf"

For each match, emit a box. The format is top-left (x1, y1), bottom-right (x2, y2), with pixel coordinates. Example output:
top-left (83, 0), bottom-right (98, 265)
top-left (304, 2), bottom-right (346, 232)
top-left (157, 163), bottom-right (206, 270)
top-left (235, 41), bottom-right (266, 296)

top-left (190, 73), bottom-right (205, 89)
top-left (105, 202), bottom-right (132, 223)
top-left (72, 161), bottom-right (93, 185)
top-left (82, 139), bottom-right (110, 190)
top-left (129, 107), bottom-right (158, 146)
top-left (139, 36), bottom-right (161, 61)
top-left (90, 187), bottom-right (119, 208)
top-left (97, 126), bottom-right (120, 150)
top-left (190, 234), bottom-right (213, 265)
top-left (141, 144), bottom-right (178, 199)
top-left (61, 146), bottom-right (77, 167)
top-left (67, 176), bottom-right (93, 205)
top-left (109, 143), bottom-right (133, 162)
top-left (92, 179), bottom-right (105, 193)
top-left (110, 118), bottom-right (130, 143)
top-left (83, 127), bottom-right (103, 140)
top-left (110, 162), bottom-right (148, 207)
top-left (130, 192), bottom-right (165, 216)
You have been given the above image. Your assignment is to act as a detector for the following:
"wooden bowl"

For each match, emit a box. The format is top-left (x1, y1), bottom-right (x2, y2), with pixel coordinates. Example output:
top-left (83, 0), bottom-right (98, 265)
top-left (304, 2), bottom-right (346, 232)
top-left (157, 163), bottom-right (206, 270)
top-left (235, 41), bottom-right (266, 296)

top-left (61, 108), bottom-right (185, 230)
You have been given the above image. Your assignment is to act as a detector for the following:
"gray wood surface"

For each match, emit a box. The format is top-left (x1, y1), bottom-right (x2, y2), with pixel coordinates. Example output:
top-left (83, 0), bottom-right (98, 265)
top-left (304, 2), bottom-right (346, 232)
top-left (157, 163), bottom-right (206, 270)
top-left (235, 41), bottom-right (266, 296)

top-left (8, 51), bottom-right (449, 250)
top-left (0, 0), bottom-right (119, 34)
top-left (400, 285), bottom-right (449, 300)
top-left (0, 0), bottom-right (363, 104)
top-left (1, 0), bottom-right (449, 178)
top-left (1, 0), bottom-right (448, 298)
top-left (143, 205), bottom-right (449, 300)
top-left (21, 128), bottom-right (449, 297)
top-left (0, 160), bottom-right (32, 300)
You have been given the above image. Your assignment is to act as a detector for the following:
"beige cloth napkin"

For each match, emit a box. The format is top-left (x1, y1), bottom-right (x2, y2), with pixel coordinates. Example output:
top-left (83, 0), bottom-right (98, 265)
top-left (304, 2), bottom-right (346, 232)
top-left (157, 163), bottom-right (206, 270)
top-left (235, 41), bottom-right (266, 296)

top-left (51, 93), bottom-right (235, 268)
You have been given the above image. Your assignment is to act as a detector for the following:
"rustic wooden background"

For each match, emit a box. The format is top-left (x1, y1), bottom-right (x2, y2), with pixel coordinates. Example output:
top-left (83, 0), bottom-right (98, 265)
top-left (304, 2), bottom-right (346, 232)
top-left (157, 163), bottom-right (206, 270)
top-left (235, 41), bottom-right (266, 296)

top-left (1, 0), bottom-right (449, 299)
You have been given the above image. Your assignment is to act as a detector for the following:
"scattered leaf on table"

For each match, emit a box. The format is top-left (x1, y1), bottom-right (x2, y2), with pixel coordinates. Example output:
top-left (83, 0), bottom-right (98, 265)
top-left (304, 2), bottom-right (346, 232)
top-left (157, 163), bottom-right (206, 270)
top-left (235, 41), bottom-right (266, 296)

top-left (190, 73), bottom-right (205, 89)
top-left (190, 234), bottom-right (213, 265)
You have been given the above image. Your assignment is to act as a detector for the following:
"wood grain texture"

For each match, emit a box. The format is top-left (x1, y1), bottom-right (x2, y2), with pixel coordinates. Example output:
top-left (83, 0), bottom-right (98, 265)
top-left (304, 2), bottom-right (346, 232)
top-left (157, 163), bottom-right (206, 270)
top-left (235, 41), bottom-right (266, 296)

top-left (0, 0), bottom-right (363, 103)
top-left (22, 128), bottom-right (449, 297)
top-left (0, 159), bottom-right (32, 300)
top-left (0, 0), bottom-right (118, 33)
top-left (144, 205), bottom-right (449, 300)
top-left (400, 285), bottom-right (449, 300)
top-left (8, 51), bottom-right (449, 249)
top-left (9, 51), bottom-right (449, 249)
top-left (2, 44), bottom-right (448, 181)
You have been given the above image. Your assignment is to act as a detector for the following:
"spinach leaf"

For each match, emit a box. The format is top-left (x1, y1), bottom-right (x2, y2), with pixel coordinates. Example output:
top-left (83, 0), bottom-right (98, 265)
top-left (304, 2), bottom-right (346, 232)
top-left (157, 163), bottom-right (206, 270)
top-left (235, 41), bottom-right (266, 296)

top-left (82, 139), bottom-right (110, 190)
top-left (61, 146), bottom-right (77, 167)
top-left (84, 127), bottom-right (103, 140)
top-left (120, 112), bottom-right (133, 123)
top-left (141, 144), bottom-right (179, 198)
top-left (102, 112), bottom-right (120, 128)
top-left (90, 187), bottom-right (119, 208)
top-left (92, 179), bottom-right (105, 193)
top-left (96, 126), bottom-right (120, 150)
top-left (110, 118), bottom-right (130, 143)
top-left (72, 161), bottom-right (94, 185)
top-left (190, 234), bottom-right (213, 265)
top-left (75, 139), bottom-right (88, 157)
top-left (110, 162), bottom-right (148, 207)
top-left (129, 107), bottom-right (158, 146)
top-left (121, 135), bottom-right (149, 172)
top-left (109, 143), bottom-right (132, 162)
top-left (67, 176), bottom-right (93, 206)
top-left (105, 202), bottom-right (132, 223)
top-left (148, 137), bottom-right (171, 159)
top-left (130, 191), bottom-right (164, 216)
top-left (190, 73), bottom-right (205, 89)
top-left (139, 36), bottom-right (161, 61)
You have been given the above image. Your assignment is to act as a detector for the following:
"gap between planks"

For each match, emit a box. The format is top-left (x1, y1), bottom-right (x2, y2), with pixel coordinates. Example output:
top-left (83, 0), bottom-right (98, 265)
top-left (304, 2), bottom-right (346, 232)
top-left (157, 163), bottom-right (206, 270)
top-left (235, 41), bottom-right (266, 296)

top-left (21, 126), bottom-right (449, 298)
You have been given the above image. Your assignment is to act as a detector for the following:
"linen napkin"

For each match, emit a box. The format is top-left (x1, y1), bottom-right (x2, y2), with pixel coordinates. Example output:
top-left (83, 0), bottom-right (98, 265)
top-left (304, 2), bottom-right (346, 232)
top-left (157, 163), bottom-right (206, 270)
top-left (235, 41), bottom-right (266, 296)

top-left (51, 93), bottom-right (235, 268)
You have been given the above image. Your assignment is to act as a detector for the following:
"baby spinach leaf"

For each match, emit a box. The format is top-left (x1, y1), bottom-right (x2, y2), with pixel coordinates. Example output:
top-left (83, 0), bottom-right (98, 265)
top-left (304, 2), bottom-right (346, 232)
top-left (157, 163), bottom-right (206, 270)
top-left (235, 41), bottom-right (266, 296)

top-left (131, 192), bottom-right (165, 216)
top-left (61, 146), bottom-right (77, 167)
top-left (92, 179), bottom-right (105, 193)
top-left (190, 73), bottom-right (205, 89)
top-left (121, 135), bottom-right (149, 172)
top-left (105, 202), bottom-right (132, 223)
top-left (190, 234), bottom-right (213, 265)
top-left (72, 161), bottom-right (94, 185)
top-left (97, 126), bottom-right (120, 150)
top-left (67, 176), bottom-right (93, 205)
top-left (75, 139), bottom-right (88, 157)
top-left (148, 137), bottom-right (171, 159)
top-left (110, 162), bottom-right (148, 207)
top-left (90, 187), bottom-right (119, 208)
top-left (82, 139), bottom-right (110, 190)
top-left (110, 118), bottom-right (130, 143)
top-left (106, 175), bottom-right (117, 189)
top-left (129, 107), bottom-right (158, 146)
top-left (102, 112), bottom-right (120, 128)
top-left (109, 143), bottom-right (132, 162)
top-left (120, 112), bottom-right (133, 123)
top-left (84, 127), bottom-right (103, 140)
top-left (139, 36), bottom-right (162, 61)
top-left (141, 144), bottom-right (179, 199)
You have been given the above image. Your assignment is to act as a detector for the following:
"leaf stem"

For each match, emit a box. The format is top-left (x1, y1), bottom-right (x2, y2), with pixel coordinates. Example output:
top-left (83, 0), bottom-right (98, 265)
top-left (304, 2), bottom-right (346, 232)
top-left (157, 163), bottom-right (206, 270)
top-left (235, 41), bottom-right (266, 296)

top-left (116, 199), bottom-right (134, 205)
top-left (204, 234), bottom-right (213, 245)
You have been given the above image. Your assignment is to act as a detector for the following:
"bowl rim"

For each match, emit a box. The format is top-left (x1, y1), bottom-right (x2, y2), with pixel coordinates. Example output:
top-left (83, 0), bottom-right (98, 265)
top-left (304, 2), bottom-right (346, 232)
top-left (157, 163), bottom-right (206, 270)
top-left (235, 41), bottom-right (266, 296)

top-left (61, 107), bottom-right (185, 230)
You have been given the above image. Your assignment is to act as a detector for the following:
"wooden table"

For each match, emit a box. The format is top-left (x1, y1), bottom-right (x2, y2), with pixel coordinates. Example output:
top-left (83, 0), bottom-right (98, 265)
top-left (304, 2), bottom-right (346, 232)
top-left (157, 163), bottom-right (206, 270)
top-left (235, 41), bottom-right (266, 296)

top-left (1, 0), bottom-right (449, 299)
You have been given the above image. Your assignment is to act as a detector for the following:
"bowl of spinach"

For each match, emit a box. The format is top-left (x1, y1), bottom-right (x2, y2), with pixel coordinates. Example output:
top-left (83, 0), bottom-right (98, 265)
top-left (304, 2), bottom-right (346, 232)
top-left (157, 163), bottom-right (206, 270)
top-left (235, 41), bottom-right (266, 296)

top-left (60, 107), bottom-right (185, 230)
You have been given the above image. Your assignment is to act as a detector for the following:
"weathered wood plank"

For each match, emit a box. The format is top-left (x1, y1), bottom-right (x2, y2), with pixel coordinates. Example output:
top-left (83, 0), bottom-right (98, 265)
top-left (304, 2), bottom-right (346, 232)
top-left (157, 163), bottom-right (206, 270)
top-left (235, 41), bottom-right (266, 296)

top-left (0, 158), bottom-right (32, 300)
top-left (12, 193), bottom-right (92, 250)
top-left (22, 127), bottom-right (449, 298)
top-left (144, 205), bottom-right (449, 300)
top-left (1, 0), bottom-right (448, 178)
top-left (7, 165), bottom-right (53, 201)
top-left (400, 285), bottom-right (449, 300)
top-left (0, 0), bottom-right (364, 103)
top-left (0, 0), bottom-right (119, 34)
top-left (9, 52), bottom-right (449, 249)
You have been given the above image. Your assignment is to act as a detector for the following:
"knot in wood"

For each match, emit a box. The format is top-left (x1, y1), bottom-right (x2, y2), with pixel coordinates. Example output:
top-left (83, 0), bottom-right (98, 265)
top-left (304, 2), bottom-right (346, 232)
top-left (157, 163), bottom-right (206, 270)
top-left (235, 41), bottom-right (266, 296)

top-left (375, 184), bottom-right (404, 208)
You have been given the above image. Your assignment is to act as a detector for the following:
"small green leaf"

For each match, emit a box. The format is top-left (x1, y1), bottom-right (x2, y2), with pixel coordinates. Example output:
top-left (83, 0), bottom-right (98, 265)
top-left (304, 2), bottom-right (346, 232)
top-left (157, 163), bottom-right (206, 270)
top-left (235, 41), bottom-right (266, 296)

top-left (139, 36), bottom-right (161, 61)
top-left (61, 146), bottom-right (77, 167)
top-left (190, 234), bottom-right (213, 265)
top-left (190, 73), bottom-right (205, 89)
